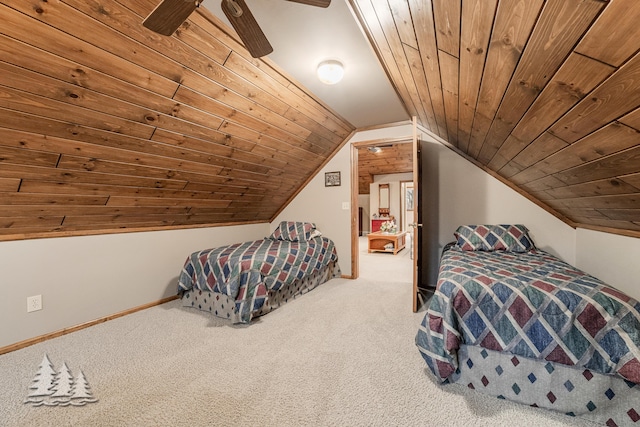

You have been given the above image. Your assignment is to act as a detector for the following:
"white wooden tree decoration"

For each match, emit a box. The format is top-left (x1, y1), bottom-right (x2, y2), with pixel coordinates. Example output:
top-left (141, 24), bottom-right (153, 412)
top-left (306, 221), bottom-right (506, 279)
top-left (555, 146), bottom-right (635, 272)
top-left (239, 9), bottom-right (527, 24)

top-left (24, 354), bottom-right (56, 406)
top-left (49, 362), bottom-right (74, 406)
top-left (70, 371), bottom-right (98, 406)
top-left (24, 354), bottom-right (98, 407)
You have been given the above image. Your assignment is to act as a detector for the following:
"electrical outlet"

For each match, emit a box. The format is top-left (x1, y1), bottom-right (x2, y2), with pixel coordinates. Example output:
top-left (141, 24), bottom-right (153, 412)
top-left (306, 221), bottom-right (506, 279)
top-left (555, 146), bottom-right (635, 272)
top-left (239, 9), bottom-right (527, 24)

top-left (27, 295), bottom-right (42, 313)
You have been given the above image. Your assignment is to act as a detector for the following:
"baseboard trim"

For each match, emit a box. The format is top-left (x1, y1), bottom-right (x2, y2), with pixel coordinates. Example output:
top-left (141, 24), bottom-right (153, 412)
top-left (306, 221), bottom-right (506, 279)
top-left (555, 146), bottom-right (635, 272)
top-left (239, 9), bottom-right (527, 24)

top-left (0, 295), bottom-right (179, 356)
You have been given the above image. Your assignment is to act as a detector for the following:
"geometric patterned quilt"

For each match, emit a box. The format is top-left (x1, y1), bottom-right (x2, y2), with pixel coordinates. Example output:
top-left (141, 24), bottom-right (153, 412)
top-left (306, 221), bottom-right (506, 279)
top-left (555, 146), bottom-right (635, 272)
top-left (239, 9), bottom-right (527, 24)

top-left (177, 236), bottom-right (339, 323)
top-left (415, 246), bottom-right (640, 385)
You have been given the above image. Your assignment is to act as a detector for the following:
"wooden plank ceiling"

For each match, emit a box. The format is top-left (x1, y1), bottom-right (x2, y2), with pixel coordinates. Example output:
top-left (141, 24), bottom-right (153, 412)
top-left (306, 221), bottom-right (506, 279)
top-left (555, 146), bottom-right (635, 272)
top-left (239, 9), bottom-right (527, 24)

top-left (358, 143), bottom-right (413, 194)
top-left (0, 0), bottom-right (354, 239)
top-left (2, 0), bottom-right (640, 241)
top-left (349, 0), bottom-right (640, 236)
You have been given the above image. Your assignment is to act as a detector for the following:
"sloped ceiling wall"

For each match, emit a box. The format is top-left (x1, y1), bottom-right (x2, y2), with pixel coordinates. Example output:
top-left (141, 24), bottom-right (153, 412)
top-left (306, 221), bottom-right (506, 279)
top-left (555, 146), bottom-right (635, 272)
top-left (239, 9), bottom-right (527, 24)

top-left (358, 143), bottom-right (413, 194)
top-left (3, 0), bottom-right (640, 242)
top-left (0, 0), bottom-right (353, 239)
top-left (349, 0), bottom-right (640, 237)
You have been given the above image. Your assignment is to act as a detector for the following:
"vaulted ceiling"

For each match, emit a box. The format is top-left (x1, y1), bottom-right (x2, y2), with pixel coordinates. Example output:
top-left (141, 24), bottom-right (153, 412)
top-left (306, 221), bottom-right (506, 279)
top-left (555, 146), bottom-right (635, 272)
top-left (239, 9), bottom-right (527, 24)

top-left (1, 0), bottom-right (640, 241)
top-left (0, 0), bottom-right (354, 239)
top-left (350, 0), bottom-right (640, 237)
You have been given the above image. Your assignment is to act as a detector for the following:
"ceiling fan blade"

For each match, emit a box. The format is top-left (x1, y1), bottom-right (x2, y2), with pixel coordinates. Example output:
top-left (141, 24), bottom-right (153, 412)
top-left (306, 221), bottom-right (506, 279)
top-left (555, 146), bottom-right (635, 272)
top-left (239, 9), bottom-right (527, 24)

top-left (221, 0), bottom-right (273, 58)
top-left (286, 0), bottom-right (331, 7)
top-left (143, 0), bottom-right (201, 36)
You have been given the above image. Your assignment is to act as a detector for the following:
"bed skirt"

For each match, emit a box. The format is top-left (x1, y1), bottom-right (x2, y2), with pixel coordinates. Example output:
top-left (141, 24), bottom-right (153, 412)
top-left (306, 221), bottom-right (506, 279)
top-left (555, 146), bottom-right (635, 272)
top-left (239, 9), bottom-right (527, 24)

top-left (180, 261), bottom-right (341, 323)
top-left (448, 344), bottom-right (639, 427)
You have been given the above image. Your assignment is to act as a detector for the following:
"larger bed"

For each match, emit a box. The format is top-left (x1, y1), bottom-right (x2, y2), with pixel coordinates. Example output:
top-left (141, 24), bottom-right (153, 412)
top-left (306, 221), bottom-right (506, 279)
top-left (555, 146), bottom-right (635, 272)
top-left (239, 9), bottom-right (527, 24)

top-left (415, 225), bottom-right (640, 427)
top-left (177, 221), bottom-right (340, 323)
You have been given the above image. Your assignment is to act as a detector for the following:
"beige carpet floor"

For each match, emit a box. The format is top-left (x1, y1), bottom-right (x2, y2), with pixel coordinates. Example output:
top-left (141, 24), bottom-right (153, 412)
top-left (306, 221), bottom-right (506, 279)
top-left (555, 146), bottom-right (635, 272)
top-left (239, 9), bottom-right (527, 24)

top-left (0, 237), bottom-right (595, 426)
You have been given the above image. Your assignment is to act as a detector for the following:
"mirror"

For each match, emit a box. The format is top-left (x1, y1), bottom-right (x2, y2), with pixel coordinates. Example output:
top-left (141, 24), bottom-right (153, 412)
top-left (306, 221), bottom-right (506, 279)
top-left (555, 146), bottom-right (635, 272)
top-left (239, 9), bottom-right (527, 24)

top-left (379, 183), bottom-right (390, 216)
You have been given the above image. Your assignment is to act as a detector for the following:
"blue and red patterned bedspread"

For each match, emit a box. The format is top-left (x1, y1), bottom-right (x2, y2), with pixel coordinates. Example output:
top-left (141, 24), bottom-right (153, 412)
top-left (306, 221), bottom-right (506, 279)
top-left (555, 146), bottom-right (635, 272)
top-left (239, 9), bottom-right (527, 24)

top-left (416, 247), bottom-right (640, 384)
top-left (177, 237), bottom-right (339, 323)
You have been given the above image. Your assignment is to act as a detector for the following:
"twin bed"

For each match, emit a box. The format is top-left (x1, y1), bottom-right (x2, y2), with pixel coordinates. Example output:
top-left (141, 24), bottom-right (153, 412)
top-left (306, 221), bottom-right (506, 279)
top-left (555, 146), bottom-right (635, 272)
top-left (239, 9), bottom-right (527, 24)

top-left (177, 221), bottom-right (340, 323)
top-left (176, 221), bottom-right (639, 425)
top-left (416, 225), bottom-right (640, 427)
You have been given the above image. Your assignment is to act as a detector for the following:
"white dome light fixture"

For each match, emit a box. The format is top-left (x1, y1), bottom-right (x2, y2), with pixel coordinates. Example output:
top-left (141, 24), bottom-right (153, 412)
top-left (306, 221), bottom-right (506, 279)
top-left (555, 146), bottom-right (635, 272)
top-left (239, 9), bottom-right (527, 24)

top-left (317, 60), bottom-right (344, 85)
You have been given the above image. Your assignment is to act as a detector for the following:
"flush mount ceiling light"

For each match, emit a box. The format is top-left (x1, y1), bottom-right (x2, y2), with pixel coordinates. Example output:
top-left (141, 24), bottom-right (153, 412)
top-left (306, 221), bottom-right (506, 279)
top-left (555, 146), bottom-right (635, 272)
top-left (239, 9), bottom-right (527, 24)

top-left (317, 60), bottom-right (344, 85)
top-left (368, 146), bottom-right (382, 153)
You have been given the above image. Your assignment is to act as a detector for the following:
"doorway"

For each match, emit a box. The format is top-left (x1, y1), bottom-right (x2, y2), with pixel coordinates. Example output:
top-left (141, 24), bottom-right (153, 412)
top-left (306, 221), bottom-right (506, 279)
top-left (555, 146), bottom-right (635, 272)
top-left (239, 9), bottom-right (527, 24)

top-left (350, 136), bottom-right (419, 310)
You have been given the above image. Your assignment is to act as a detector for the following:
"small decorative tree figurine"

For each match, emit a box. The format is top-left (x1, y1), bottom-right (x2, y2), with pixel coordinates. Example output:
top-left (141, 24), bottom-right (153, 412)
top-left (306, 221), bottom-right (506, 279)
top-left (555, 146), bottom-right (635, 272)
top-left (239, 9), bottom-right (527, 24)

top-left (70, 371), bottom-right (98, 405)
top-left (24, 354), bottom-right (56, 405)
top-left (49, 362), bottom-right (74, 405)
top-left (24, 354), bottom-right (99, 407)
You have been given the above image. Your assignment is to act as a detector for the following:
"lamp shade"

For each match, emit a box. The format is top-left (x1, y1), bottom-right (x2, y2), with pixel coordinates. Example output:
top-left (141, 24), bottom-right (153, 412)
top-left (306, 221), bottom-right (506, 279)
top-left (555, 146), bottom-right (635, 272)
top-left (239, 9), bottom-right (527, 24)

top-left (317, 60), bottom-right (344, 85)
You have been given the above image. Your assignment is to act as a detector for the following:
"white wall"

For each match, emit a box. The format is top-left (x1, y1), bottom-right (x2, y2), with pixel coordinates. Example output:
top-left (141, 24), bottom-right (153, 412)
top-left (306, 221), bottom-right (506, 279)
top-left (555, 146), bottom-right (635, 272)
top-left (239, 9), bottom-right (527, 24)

top-left (575, 228), bottom-right (640, 300)
top-left (286, 125), bottom-right (640, 300)
top-left (272, 124), bottom-right (640, 302)
top-left (418, 133), bottom-right (640, 301)
top-left (0, 123), bottom-right (415, 349)
top-left (0, 223), bottom-right (268, 348)
top-left (370, 173), bottom-right (413, 231)
top-left (420, 135), bottom-right (576, 286)
top-left (274, 121), bottom-right (580, 288)
top-left (271, 139), bottom-right (353, 275)
top-left (4, 122), bottom-right (639, 350)
top-left (271, 123), bottom-right (416, 277)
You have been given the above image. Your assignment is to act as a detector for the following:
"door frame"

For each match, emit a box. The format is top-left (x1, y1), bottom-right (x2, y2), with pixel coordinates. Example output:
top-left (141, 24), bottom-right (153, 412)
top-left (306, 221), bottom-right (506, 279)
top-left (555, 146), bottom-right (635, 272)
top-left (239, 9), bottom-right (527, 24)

top-left (411, 118), bottom-right (422, 312)
top-left (349, 131), bottom-right (419, 291)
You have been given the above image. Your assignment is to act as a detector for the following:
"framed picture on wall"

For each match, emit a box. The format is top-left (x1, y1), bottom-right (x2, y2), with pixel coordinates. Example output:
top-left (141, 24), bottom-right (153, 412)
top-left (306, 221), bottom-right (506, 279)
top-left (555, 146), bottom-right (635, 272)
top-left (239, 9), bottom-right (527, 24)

top-left (325, 171), bottom-right (341, 187)
top-left (406, 188), bottom-right (414, 210)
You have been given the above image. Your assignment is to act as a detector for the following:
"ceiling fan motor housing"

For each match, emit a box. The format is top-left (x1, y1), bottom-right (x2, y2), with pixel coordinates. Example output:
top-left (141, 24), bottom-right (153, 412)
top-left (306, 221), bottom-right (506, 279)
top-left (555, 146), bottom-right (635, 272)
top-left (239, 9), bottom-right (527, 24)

top-left (225, 0), bottom-right (243, 17)
top-left (144, 0), bottom-right (330, 57)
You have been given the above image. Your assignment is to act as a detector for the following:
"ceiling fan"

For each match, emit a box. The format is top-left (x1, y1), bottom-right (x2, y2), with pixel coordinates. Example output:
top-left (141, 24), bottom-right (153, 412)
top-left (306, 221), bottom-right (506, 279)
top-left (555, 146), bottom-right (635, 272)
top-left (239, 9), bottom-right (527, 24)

top-left (143, 0), bottom-right (331, 58)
